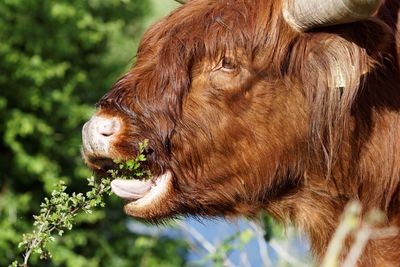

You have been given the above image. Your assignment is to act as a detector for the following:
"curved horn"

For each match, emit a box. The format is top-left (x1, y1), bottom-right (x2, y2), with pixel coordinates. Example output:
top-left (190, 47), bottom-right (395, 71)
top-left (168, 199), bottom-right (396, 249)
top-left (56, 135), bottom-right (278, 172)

top-left (283, 0), bottom-right (381, 31)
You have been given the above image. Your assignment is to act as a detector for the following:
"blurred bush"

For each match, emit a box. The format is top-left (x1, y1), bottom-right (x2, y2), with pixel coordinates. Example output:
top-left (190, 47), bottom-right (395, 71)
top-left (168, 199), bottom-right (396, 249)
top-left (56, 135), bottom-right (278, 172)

top-left (0, 0), bottom-right (187, 266)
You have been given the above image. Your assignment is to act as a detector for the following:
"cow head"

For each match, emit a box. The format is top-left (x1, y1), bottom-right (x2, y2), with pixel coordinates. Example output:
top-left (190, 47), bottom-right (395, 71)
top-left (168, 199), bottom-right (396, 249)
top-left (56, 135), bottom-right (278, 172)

top-left (82, 0), bottom-right (386, 221)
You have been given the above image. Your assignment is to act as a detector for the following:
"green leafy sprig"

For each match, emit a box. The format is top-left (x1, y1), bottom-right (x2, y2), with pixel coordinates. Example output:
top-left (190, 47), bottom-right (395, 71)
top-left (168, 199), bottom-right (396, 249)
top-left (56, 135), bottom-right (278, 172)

top-left (108, 139), bottom-right (152, 180)
top-left (11, 140), bottom-right (150, 267)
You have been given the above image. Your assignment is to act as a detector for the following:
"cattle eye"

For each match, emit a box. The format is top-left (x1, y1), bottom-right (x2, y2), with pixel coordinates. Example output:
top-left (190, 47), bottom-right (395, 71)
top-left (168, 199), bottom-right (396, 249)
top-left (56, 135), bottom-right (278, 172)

top-left (220, 57), bottom-right (237, 72)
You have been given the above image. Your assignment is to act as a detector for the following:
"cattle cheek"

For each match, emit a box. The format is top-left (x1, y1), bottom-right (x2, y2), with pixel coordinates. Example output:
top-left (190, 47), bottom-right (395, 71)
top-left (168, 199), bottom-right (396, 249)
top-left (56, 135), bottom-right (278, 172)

top-left (173, 66), bottom-right (259, 192)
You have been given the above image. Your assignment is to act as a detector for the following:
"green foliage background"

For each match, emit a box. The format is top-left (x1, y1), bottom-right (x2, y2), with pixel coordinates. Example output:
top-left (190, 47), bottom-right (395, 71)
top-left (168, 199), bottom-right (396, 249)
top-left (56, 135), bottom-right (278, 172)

top-left (0, 0), bottom-right (186, 266)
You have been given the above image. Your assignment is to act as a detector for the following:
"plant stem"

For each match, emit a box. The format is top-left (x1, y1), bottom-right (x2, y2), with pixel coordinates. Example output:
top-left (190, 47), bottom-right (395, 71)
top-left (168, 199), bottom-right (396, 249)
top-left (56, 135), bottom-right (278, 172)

top-left (22, 208), bottom-right (52, 266)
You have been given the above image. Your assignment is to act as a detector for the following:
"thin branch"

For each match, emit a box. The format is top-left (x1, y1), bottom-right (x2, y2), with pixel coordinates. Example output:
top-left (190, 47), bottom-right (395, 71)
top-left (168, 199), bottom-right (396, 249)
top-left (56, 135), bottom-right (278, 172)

top-left (342, 226), bottom-right (399, 267)
top-left (239, 251), bottom-right (252, 267)
top-left (177, 221), bottom-right (236, 267)
top-left (249, 219), bottom-right (309, 267)
top-left (341, 227), bottom-right (372, 267)
top-left (248, 220), bottom-right (273, 267)
top-left (370, 227), bottom-right (399, 239)
top-left (22, 208), bottom-right (53, 267)
top-left (321, 201), bottom-right (361, 267)
top-left (269, 240), bottom-right (309, 267)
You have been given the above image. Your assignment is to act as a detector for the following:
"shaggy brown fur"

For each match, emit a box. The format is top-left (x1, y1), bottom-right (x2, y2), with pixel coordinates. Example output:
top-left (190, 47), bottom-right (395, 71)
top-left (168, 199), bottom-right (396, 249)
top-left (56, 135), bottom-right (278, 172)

top-left (88, 0), bottom-right (400, 265)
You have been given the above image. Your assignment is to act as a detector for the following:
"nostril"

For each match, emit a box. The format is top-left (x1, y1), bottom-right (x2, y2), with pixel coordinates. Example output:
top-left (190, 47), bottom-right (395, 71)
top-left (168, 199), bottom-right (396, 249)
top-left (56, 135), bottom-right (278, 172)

top-left (95, 117), bottom-right (120, 137)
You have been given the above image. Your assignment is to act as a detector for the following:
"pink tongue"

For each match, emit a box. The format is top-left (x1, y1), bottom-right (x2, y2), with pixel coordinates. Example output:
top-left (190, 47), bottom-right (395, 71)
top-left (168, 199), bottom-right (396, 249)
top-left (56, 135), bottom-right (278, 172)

top-left (111, 179), bottom-right (152, 199)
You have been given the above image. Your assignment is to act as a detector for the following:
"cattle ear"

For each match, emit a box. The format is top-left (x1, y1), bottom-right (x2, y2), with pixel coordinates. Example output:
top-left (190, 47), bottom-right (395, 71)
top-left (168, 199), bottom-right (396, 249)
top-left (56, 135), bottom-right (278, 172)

top-left (296, 19), bottom-right (392, 96)
top-left (174, 0), bottom-right (188, 4)
top-left (289, 18), bottom-right (392, 169)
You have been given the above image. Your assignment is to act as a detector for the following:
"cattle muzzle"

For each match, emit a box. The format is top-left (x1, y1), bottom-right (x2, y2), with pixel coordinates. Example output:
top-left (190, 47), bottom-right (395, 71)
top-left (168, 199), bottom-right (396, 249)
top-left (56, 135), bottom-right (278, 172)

top-left (81, 115), bottom-right (121, 171)
top-left (82, 115), bottom-right (174, 213)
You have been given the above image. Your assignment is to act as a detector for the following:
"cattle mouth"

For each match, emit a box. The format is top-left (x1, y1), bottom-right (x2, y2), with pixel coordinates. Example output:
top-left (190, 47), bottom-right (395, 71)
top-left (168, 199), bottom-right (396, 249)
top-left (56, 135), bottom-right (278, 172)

top-left (83, 145), bottom-right (168, 203)
top-left (111, 171), bottom-right (172, 204)
top-left (84, 152), bottom-right (173, 210)
top-left (89, 157), bottom-right (116, 172)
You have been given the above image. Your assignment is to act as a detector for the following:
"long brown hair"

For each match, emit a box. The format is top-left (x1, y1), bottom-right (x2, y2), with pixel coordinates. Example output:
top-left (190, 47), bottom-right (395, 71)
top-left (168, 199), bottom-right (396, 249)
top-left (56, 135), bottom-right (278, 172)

top-left (96, 0), bottom-right (400, 264)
